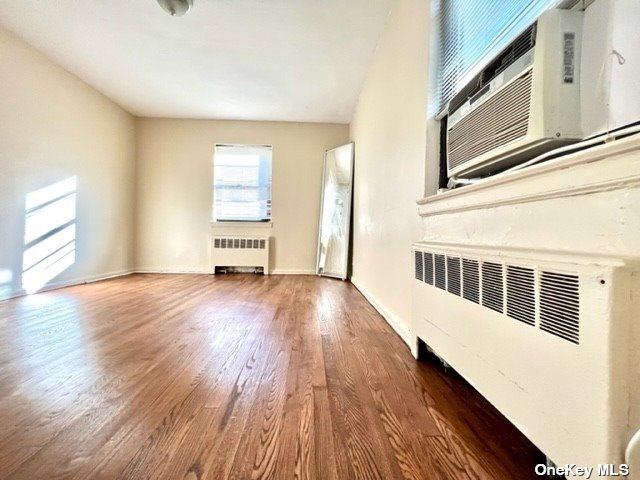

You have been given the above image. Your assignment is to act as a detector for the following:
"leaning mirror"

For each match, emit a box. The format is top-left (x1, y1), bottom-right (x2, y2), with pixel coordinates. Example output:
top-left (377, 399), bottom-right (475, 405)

top-left (316, 143), bottom-right (354, 280)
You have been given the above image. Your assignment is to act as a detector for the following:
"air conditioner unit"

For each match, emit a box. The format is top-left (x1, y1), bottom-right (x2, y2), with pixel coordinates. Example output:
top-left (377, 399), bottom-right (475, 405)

top-left (211, 236), bottom-right (270, 274)
top-left (446, 9), bottom-right (584, 178)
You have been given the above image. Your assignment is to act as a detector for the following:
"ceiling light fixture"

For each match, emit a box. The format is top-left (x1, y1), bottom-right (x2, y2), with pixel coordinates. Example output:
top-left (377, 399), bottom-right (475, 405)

top-left (156, 0), bottom-right (193, 17)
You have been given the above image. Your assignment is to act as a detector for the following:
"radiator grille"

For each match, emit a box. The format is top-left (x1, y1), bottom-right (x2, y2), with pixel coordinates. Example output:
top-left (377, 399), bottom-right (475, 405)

top-left (540, 271), bottom-right (580, 344)
top-left (506, 265), bottom-right (536, 326)
top-left (447, 70), bottom-right (533, 172)
top-left (414, 251), bottom-right (424, 281)
top-left (414, 249), bottom-right (581, 345)
top-left (482, 262), bottom-right (504, 313)
top-left (424, 253), bottom-right (434, 286)
top-left (462, 258), bottom-right (480, 304)
top-left (213, 237), bottom-right (266, 249)
top-left (434, 254), bottom-right (446, 290)
top-left (446, 256), bottom-right (461, 296)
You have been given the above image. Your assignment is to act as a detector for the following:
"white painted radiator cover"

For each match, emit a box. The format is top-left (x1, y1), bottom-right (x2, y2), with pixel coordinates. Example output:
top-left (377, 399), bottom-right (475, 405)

top-left (413, 135), bottom-right (640, 473)
top-left (210, 236), bottom-right (270, 274)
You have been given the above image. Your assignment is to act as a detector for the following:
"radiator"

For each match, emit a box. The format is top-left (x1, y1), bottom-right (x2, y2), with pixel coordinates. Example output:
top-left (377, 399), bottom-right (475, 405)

top-left (211, 236), bottom-right (270, 274)
top-left (412, 242), bottom-right (637, 469)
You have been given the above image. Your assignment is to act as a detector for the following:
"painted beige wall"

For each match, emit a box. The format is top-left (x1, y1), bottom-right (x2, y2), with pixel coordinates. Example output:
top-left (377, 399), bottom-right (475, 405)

top-left (349, 0), bottom-right (429, 342)
top-left (0, 26), bottom-right (136, 300)
top-left (135, 118), bottom-right (349, 274)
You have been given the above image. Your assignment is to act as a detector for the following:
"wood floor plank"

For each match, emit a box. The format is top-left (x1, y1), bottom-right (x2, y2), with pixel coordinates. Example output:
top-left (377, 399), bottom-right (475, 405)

top-left (0, 274), bottom-right (543, 479)
top-left (320, 291), bottom-right (404, 480)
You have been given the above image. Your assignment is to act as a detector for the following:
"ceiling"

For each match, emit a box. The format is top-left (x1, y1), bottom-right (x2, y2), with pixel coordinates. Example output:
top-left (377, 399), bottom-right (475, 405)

top-left (0, 0), bottom-right (394, 123)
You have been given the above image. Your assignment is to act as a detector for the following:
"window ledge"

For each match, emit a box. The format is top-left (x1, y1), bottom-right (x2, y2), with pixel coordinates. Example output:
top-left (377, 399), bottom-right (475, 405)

top-left (417, 134), bottom-right (640, 217)
top-left (210, 221), bottom-right (273, 229)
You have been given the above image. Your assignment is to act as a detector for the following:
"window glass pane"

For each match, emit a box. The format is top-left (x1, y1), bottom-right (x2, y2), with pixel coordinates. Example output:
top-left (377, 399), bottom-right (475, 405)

top-left (213, 145), bottom-right (272, 221)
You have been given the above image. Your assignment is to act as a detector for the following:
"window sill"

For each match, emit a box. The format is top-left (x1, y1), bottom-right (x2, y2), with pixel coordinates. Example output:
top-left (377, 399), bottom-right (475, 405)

top-left (416, 134), bottom-right (640, 217)
top-left (210, 221), bottom-right (273, 229)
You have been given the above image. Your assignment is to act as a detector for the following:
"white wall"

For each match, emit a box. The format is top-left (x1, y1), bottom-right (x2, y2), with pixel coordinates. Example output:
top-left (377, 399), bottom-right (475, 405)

top-left (0, 26), bottom-right (136, 300)
top-left (135, 118), bottom-right (349, 274)
top-left (349, 0), bottom-right (429, 343)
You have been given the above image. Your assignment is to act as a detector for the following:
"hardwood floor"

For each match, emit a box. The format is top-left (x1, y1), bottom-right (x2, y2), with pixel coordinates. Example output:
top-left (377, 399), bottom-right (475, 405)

top-left (0, 274), bottom-right (543, 479)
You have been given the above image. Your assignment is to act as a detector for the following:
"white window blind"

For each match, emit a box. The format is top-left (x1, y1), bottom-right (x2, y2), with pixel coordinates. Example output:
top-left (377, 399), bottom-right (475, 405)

top-left (213, 145), bottom-right (272, 222)
top-left (431, 0), bottom-right (562, 115)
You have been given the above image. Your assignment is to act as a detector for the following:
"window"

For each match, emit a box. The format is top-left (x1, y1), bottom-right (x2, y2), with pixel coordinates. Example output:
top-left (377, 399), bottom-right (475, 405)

top-left (430, 0), bottom-right (567, 116)
top-left (213, 145), bottom-right (272, 222)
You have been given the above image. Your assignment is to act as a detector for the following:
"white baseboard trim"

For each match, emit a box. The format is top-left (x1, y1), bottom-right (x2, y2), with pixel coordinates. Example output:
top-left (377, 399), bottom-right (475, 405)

top-left (135, 267), bottom-right (211, 274)
top-left (350, 276), bottom-right (412, 348)
top-left (270, 269), bottom-right (316, 275)
top-left (132, 268), bottom-right (315, 275)
top-left (1, 268), bottom-right (135, 301)
top-left (77, 269), bottom-right (136, 284)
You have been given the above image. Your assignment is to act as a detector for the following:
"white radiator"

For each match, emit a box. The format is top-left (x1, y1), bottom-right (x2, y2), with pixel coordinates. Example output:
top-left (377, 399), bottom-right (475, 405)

top-left (412, 243), bottom-right (637, 469)
top-left (211, 236), bottom-right (270, 274)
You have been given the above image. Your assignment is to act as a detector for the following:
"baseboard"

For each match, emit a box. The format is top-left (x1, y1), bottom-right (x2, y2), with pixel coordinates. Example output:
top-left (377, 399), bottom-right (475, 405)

top-left (121, 267), bottom-right (314, 275)
top-left (76, 269), bottom-right (136, 284)
top-left (270, 269), bottom-right (316, 275)
top-left (1, 268), bottom-right (135, 301)
top-left (135, 267), bottom-right (211, 274)
top-left (350, 276), bottom-right (412, 348)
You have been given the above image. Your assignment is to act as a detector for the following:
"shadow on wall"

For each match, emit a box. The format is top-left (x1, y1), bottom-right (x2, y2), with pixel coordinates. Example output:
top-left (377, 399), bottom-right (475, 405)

top-left (21, 176), bottom-right (77, 295)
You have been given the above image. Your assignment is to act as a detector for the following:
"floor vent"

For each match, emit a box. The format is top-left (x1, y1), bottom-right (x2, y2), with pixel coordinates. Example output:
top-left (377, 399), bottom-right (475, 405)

top-left (506, 265), bottom-right (536, 326)
top-left (539, 271), bottom-right (580, 344)
top-left (482, 262), bottom-right (504, 313)
top-left (414, 248), bottom-right (581, 344)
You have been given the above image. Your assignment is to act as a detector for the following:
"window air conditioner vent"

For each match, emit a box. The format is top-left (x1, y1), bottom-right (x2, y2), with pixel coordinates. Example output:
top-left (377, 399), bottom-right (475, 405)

top-left (435, 254), bottom-right (446, 290)
top-left (448, 71), bottom-right (533, 171)
top-left (482, 262), bottom-right (504, 313)
top-left (424, 252), bottom-right (434, 286)
top-left (506, 265), bottom-right (536, 326)
top-left (539, 271), bottom-right (580, 344)
top-left (462, 258), bottom-right (480, 304)
top-left (446, 256), bottom-right (461, 296)
top-left (414, 251), bottom-right (424, 281)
